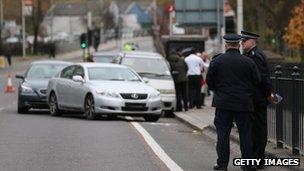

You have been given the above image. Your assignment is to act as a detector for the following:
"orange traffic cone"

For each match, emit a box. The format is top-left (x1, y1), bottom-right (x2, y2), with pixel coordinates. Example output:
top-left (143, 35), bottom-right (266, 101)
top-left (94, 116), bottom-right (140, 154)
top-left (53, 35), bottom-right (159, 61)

top-left (5, 74), bottom-right (15, 93)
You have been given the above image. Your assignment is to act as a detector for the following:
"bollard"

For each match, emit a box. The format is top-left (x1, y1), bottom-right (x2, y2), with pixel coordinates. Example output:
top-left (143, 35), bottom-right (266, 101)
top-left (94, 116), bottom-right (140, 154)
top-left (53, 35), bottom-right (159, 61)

top-left (0, 56), bottom-right (6, 68)
top-left (291, 66), bottom-right (300, 155)
top-left (274, 65), bottom-right (283, 148)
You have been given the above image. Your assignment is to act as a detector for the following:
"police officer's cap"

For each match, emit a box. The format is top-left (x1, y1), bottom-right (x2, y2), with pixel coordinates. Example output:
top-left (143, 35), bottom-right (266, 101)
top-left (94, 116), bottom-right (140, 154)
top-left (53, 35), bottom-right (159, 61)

top-left (223, 34), bottom-right (242, 43)
top-left (241, 31), bottom-right (260, 40)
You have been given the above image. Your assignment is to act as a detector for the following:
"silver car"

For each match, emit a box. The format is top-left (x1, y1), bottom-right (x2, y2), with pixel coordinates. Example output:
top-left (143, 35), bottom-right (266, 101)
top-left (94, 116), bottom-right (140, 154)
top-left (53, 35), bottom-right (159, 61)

top-left (113, 51), bottom-right (176, 117)
top-left (46, 63), bottom-right (162, 121)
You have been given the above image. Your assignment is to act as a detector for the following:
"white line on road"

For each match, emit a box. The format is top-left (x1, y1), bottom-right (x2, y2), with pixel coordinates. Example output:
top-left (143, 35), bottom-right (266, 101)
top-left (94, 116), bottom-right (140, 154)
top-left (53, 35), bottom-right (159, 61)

top-left (126, 116), bottom-right (183, 171)
top-left (0, 104), bottom-right (14, 112)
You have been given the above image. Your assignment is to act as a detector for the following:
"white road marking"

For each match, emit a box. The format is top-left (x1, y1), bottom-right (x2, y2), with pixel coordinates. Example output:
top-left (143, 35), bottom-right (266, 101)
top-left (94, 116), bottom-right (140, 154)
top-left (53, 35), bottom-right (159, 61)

top-left (126, 116), bottom-right (183, 171)
top-left (0, 104), bottom-right (14, 112)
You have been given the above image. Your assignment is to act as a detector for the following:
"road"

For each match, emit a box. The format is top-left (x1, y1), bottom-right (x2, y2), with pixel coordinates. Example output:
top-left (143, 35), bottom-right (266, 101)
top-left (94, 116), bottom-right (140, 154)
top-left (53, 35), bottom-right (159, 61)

top-left (0, 39), bottom-right (292, 171)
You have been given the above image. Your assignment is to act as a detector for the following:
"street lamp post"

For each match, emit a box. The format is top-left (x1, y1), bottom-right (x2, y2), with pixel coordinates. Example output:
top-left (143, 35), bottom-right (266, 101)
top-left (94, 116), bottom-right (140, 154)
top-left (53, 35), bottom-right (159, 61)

top-left (22, 0), bottom-right (26, 58)
top-left (237, 0), bottom-right (243, 34)
top-left (50, 0), bottom-right (53, 42)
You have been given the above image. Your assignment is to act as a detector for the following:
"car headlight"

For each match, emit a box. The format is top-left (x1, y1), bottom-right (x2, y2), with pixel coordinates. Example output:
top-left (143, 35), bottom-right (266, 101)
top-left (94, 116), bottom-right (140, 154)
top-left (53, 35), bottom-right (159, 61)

top-left (96, 90), bottom-right (120, 98)
top-left (149, 92), bottom-right (161, 99)
top-left (158, 89), bottom-right (175, 94)
top-left (21, 85), bottom-right (34, 93)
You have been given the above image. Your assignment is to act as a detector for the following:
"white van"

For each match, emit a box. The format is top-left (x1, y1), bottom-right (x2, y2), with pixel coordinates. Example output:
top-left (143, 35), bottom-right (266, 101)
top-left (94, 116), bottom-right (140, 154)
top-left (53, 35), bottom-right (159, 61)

top-left (113, 51), bottom-right (176, 117)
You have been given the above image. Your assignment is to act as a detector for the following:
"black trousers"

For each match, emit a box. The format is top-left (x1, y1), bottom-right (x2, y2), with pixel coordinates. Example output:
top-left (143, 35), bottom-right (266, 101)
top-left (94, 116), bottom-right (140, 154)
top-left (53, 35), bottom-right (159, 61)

top-left (175, 81), bottom-right (188, 110)
top-left (214, 109), bottom-right (253, 167)
top-left (188, 75), bottom-right (201, 108)
top-left (252, 106), bottom-right (267, 165)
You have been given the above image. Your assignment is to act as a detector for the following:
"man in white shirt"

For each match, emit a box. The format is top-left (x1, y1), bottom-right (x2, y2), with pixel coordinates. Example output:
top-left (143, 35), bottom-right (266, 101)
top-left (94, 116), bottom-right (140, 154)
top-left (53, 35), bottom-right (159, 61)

top-left (185, 49), bottom-right (207, 109)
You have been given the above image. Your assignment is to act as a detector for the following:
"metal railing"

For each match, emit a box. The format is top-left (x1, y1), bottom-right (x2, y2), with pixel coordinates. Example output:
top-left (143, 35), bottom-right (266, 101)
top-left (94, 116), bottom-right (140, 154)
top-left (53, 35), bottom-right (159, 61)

top-left (268, 65), bottom-right (304, 155)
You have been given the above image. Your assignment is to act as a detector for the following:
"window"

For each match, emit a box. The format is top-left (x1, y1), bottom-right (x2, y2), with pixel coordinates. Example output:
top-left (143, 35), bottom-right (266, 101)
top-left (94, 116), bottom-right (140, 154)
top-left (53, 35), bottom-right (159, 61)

top-left (61, 66), bottom-right (75, 79)
top-left (26, 64), bottom-right (68, 79)
top-left (88, 67), bottom-right (141, 82)
top-left (73, 66), bottom-right (85, 78)
top-left (121, 58), bottom-right (171, 78)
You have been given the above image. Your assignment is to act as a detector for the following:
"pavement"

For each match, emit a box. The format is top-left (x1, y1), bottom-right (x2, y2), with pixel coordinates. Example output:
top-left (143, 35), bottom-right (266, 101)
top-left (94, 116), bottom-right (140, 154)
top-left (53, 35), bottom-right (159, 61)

top-left (175, 95), bottom-right (304, 170)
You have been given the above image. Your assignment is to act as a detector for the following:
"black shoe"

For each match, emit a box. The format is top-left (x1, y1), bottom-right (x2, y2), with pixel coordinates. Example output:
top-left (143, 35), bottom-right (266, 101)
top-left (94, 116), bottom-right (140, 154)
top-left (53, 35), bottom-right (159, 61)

top-left (213, 164), bottom-right (227, 170)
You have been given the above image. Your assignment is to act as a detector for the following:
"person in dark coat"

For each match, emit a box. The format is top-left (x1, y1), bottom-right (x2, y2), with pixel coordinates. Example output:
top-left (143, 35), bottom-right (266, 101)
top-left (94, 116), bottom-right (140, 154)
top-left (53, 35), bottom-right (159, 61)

top-left (241, 31), bottom-right (275, 169)
top-left (49, 41), bottom-right (56, 58)
top-left (206, 34), bottom-right (261, 171)
top-left (93, 31), bottom-right (100, 52)
top-left (5, 44), bottom-right (12, 66)
top-left (168, 48), bottom-right (189, 112)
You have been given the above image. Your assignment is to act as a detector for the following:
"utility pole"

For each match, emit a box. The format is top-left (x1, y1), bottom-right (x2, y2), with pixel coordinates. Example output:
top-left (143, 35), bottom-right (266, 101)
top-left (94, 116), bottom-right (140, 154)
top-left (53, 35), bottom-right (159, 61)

top-left (0, 0), bottom-right (3, 28)
top-left (0, 0), bottom-right (3, 46)
top-left (50, 0), bottom-right (54, 42)
top-left (237, 0), bottom-right (243, 34)
top-left (22, 0), bottom-right (26, 58)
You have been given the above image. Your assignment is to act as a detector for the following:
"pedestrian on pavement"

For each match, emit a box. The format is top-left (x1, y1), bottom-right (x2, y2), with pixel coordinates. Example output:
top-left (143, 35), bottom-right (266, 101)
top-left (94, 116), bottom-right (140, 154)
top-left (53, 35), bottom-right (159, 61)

top-left (5, 44), bottom-right (12, 67)
top-left (184, 48), bottom-right (207, 109)
top-left (206, 34), bottom-right (261, 171)
top-left (200, 51), bottom-right (210, 106)
top-left (93, 31), bottom-right (100, 52)
top-left (241, 31), bottom-right (275, 169)
top-left (49, 41), bottom-right (56, 58)
top-left (168, 48), bottom-right (189, 112)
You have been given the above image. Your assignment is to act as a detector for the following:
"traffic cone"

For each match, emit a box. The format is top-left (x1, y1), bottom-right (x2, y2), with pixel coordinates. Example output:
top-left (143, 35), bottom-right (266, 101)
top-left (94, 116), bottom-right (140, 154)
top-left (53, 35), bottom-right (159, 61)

top-left (5, 74), bottom-right (15, 93)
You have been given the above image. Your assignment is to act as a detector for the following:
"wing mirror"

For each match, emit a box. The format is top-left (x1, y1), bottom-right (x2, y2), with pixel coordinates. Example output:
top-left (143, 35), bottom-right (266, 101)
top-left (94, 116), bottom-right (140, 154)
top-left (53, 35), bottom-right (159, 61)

top-left (142, 77), bottom-right (149, 83)
top-left (72, 75), bottom-right (84, 83)
top-left (15, 74), bottom-right (24, 80)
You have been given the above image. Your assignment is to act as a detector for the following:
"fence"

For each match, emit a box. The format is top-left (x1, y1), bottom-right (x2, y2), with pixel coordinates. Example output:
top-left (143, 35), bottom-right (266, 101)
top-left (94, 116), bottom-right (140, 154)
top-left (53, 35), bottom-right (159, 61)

top-left (268, 65), bottom-right (304, 155)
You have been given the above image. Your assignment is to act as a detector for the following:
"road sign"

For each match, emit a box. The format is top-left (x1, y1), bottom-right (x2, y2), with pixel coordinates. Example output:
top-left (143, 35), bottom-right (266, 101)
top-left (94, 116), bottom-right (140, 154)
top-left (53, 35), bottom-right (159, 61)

top-left (174, 0), bottom-right (223, 27)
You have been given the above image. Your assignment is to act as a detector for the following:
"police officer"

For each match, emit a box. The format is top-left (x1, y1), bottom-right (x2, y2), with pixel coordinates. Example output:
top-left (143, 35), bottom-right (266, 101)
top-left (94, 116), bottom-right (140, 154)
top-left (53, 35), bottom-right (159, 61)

top-left (206, 34), bottom-right (261, 171)
top-left (241, 31), bottom-right (275, 169)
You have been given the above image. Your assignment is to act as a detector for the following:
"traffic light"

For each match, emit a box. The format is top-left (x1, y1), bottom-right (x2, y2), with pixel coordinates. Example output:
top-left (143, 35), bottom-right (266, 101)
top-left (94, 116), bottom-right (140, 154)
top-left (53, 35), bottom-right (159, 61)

top-left (80, 33), bottom-right (87, 49)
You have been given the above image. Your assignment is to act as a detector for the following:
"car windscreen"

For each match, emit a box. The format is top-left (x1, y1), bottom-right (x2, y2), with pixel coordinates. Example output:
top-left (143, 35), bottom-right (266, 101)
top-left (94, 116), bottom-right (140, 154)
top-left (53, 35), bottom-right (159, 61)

top-left (88, 67), bottom-right (141, 82)
top-left (93, 55), bottom-right (115, 63)
top-left (26, 64), bottom-right (68, 79)
top-left (121, 57), bottom-right (171, 78)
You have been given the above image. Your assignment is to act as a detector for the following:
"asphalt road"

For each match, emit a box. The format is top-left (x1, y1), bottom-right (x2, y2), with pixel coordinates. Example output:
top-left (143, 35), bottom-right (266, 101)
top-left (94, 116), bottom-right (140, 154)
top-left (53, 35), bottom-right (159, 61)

top-left (0, 39), bottom-right (292, 171)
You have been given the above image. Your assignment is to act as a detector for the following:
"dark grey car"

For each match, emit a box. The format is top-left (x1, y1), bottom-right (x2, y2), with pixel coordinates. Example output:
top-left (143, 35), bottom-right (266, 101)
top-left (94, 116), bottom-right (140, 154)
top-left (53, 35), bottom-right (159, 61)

top-left (15, 60), bottom-right (72, 114)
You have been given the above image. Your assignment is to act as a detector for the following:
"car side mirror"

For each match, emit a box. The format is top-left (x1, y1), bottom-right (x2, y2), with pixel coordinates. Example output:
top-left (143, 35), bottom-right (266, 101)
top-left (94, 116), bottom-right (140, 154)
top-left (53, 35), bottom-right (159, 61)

top-left (15, 74), bottom-right (24, 80)
top-left (142, 77), bottom-right (149, 83)
top-left (72, 75), bottom-right (84, 83)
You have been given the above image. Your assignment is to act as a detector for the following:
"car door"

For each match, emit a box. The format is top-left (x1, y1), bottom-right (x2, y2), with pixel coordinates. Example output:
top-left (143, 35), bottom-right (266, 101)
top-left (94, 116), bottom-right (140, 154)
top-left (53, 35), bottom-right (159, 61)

top-left (69, 65), bottom-right (87, 110)
top-left (58, 65), bottom-right (76, 108)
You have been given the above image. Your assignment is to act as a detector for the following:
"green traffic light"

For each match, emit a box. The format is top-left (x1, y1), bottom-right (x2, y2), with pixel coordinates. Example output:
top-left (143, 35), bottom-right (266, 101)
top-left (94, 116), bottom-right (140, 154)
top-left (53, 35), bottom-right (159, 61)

top-left (81, 43), bottom-right (87, 49)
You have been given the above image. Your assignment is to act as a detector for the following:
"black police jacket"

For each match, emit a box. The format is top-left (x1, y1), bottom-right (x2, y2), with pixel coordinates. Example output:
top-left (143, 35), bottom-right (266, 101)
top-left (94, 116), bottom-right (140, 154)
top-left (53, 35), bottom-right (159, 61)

top-left (243, 46), bottom-right (272, 107)
top-left (206, 48), bottom-right (261, 112)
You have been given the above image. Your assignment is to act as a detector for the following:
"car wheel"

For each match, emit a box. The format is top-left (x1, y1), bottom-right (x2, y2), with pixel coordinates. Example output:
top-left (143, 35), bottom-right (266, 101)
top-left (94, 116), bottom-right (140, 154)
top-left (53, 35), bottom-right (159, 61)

top-left (144, 115), bottom-right (160, 122)
top-left (164, 110), bottom-right (175, 118)
top-left (49, 92), bottom-right (62, 116)
top-left (84, 95), bottom-right (97, 120)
